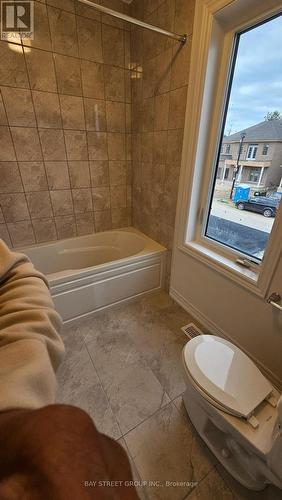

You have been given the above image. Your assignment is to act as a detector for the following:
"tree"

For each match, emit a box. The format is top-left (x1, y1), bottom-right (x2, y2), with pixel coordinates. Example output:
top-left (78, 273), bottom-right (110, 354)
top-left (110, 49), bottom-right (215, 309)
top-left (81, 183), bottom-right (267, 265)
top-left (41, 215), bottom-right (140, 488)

top-left (264, 110), bottom-right (282, 121)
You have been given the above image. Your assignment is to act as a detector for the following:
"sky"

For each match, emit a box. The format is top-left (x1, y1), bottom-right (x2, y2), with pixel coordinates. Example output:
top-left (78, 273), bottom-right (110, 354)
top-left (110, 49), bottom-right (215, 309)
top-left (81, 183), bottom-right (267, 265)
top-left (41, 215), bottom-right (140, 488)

top-left (224, 14), bottom-right (282, 135)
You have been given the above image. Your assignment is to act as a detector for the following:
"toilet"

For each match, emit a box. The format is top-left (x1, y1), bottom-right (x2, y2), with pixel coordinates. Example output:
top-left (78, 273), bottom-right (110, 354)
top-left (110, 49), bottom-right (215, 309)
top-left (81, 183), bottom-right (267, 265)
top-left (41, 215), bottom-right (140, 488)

top-left (182, 335), bottom-right (282, 491)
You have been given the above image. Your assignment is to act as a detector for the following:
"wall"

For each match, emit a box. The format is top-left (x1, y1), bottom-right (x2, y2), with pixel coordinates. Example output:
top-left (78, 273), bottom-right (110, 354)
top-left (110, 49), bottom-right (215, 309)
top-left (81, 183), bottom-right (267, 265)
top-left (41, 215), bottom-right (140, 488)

top-left (0, 0), bottom-right (132, 248)
top-left (129, 0), bottom-right (195, 287)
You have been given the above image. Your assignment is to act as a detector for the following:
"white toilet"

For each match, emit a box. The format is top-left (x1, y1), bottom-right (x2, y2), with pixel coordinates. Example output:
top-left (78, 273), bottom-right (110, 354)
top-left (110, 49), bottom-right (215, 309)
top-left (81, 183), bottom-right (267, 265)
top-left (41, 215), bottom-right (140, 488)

top-left (182, 335), bottom-right (282, 491)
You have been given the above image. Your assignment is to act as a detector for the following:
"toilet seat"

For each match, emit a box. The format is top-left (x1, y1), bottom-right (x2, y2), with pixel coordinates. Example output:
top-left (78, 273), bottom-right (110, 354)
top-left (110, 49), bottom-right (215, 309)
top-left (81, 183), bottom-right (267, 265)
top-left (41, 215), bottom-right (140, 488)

top-left (183, 335), bottom-right (273, 419)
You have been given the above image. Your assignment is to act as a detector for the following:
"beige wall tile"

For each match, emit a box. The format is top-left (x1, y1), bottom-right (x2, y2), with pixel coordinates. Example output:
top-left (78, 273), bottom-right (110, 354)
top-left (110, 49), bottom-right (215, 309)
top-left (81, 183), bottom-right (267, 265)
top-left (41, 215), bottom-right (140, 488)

top-left (77, 16), bottom-right (103, 62)
top-left (174, 0), bottom-right (195, 35)
top-left (106, 101), bottom-right (125, 132)
top-left (170, 43), bottom-right (191, 90)
top-left (154, 93), bottom-right (169, 130)
top-left (142, 97), bottom-right (154, 132)
top-left (108, 133), bottom-right (126, 160)
top-left (0, 42), bottom-right (29, 88)
top-left (68, 160), bottom-right (90, 187)
top-left (75, 0), bottom-right (101, 21)
top-left (0, 223), bottom-right (11, 245)
top-left (102, 24), bottom-right (124, 67)
top-left (50, 189), bottom-right (74, 216)
top-left (153, 130), bottom-right (167, 164)
top-left (84, 98), bottom-right (106, 131)
top-left (55, 214), bottom-right (76, 238)
top-left (0, 92), bottom-right (7, 125)
top-left (166, 129), bottom-right (183, 165)
top-left (45, 161), bottom-right (70, 189)
top-left (92, 186), bottom-right (110, 210)
top-left (1, 87), bottom-right (36, 127)
top-left (7, 220), bottom-right (35, 247)
top-left (76, 212), bottom-right (95, 235)
top-left (94, 209), bottom-right (112, 232)
top-left (25, 47), bottom-right (57, 92)
top-left (109, 161), bottom-right (126, 186)
top-left (11, 127), bottom-right (42, 161)
top-left (111, 207), bottom-right (129, 228)
top-left (89, 160), bottom-right (109, 187)
top-left (39, 129), bottom-right (67, 160)
top-left (48, 6), bottom-right (78, 57)
top-left (81, 60), bottom-right (104, 99)
top-left (26, 191), bottom-right (53, 218)
top-left (33, 217), bottom-right (57, 243)
top-left (0, 126), bottom-right (16, 161)
top-left (23, 1), bottom-right (52, 51)
top-left (64, 130), bottom-right (88, 160)
top-left (0, 206), bottom-right (4, 223)
top-left (19, 162), bottom-right (48, 191)
top-left (32, 91), bottom-right (62, 128)
top-left (60, 95), bottom-right (85, 130)
top-left (54, 54), bottom-right (82, 96)
top-left (0, 193), bottom-right (29, 222)
top-left (155, 49), bottom-right (172, 95)
top-left (48, 0), bottom-right (75, 13)
top-left (72, 188), bottom-right (93, 213)
top-left (87, 131), bottom-right (108, 160)
top-left (0, 162), bottom-right (23, 193)
top-left (104, 66), bottom-right (125, 102)
top-left (110, 185), bottom-right (126, 208)
top-left (168, 86), bottom-right (187, 129)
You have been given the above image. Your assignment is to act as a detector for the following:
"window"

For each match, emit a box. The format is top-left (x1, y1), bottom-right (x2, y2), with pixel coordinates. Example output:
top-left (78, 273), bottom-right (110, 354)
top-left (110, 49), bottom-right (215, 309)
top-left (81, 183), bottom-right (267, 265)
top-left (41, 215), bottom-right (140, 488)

top-left (203, 14), bottom-right (282, 262)
top-left (226, 144), bottom-right (231, 154)
top-left (246, 144), bottom-right (258, 160)
top-left (249, 168), bottom-right (260, 182)
top-left (262, 144), bottom-right (269, 155)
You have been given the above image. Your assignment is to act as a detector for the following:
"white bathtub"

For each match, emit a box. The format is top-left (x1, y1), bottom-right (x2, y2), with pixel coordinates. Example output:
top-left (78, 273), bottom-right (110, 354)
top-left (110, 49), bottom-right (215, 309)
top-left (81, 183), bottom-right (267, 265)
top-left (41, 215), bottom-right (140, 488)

top-left (21, 228), bottom-right (167, 322)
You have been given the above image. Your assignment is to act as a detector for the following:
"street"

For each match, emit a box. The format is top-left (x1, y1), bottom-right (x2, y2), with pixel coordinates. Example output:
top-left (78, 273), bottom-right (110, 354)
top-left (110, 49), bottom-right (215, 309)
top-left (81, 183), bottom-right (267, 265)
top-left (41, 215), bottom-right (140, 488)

top-left (211, 200), bottom-right (274, 233)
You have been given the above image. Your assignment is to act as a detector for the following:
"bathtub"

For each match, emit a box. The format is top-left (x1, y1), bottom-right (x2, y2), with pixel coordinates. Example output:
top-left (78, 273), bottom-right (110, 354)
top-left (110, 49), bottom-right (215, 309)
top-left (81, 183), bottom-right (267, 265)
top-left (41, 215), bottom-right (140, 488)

top-left (21, 228), bottom-right (167, 322)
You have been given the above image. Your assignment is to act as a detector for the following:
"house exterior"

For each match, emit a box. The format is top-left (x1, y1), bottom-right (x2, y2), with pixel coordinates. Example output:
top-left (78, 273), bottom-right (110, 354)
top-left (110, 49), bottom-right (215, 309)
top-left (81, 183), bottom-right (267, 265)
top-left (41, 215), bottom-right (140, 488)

top-left (217, 119), bottom-right (282, 191)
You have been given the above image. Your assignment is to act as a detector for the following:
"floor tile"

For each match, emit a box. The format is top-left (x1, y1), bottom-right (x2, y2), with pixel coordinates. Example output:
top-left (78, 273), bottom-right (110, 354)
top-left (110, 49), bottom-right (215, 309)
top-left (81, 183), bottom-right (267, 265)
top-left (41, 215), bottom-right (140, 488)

top-left (56, 338), bottom-right (121, 439)
top-left (86, 326), bottom-right (170, 434)
top-left (184, 468), bottom-right (235, 499)
top-left (124, 402), bottom-right (215, 500)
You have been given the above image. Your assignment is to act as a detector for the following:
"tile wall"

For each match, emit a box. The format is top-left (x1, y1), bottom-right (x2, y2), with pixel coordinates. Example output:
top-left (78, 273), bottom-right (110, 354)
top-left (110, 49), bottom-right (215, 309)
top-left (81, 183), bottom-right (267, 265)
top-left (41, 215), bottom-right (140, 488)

top-left (129, 0), bottom-right (195, 287)
top-left (0, 0), bottom-right (132, 247)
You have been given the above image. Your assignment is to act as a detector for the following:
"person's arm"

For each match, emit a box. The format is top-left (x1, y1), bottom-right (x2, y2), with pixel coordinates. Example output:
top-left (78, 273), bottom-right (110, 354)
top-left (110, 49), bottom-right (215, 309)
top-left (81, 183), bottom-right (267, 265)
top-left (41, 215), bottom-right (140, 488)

top-left (0, 239), bottom-right (64, 411)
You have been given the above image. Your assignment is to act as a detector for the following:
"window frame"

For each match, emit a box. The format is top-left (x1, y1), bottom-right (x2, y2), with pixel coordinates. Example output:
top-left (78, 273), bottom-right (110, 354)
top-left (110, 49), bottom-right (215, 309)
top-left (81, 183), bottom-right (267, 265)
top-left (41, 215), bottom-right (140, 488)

top-left (262, 144), bottom-right (269, 156)
top-left (246, 144), bottom-right (258, 160)
top-left (175, 0), bottom-right (282, 299)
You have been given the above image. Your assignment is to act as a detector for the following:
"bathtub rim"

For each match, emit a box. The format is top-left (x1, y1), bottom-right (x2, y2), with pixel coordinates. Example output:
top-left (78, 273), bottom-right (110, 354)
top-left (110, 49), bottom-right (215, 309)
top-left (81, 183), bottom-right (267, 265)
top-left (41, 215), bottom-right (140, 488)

top-left (19, 227), bottom-right (167, 286)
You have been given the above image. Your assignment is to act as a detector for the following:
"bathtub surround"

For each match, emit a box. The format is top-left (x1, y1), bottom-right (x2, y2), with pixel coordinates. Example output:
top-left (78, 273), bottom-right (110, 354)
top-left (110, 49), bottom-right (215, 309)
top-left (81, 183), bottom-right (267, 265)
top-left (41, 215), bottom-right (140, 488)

top-left (0, 0), bottom-right (132, 248)
top-left (129, 0), bottom-right (195, 286)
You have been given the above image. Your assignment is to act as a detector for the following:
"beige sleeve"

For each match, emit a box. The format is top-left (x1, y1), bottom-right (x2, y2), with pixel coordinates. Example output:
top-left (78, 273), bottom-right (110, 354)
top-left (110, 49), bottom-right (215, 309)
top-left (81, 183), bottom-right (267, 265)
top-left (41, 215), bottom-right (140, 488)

top-left (0, 239), bottom-right (65, 412)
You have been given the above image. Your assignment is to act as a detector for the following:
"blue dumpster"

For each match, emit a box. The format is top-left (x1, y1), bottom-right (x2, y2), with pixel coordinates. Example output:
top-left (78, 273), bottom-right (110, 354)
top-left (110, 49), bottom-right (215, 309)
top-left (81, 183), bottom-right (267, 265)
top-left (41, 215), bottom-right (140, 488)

top-left (233, 184), bottom-right (250, 203)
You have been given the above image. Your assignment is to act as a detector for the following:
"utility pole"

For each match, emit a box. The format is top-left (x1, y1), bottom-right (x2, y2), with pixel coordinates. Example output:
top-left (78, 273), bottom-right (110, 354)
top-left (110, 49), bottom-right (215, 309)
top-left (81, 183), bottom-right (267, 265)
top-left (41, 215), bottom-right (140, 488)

top-left (230, 131), bottom-right (246, 200)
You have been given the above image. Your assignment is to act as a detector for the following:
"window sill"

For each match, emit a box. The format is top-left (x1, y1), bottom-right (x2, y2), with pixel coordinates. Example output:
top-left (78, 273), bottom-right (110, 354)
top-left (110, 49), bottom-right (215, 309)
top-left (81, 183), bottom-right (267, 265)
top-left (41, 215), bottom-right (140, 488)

top-left (179, 240), bottom-right (265, 297)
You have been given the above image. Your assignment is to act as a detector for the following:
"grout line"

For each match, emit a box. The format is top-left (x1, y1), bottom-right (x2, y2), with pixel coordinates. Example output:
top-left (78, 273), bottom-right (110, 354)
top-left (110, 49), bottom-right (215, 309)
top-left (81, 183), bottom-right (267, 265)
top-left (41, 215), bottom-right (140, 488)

top-left (83, 340), bottom-right (123, 439)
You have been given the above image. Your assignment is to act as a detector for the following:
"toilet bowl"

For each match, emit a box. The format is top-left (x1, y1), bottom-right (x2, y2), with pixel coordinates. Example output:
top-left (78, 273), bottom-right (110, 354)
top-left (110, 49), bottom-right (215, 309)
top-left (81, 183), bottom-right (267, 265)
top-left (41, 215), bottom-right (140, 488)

top-left (182, 335), bottom-right (282, 491)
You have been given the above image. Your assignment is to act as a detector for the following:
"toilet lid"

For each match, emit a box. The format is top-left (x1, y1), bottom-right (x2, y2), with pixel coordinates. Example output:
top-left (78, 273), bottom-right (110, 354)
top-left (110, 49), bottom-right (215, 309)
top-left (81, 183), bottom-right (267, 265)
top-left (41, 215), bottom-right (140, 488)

top-left (183, 335), bottom-right (272, 418)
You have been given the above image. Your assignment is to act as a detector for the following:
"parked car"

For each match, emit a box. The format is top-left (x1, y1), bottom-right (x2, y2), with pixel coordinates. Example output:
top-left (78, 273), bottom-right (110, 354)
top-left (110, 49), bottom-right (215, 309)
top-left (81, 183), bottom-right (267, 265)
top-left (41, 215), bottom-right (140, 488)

top-left (235, 196), bottom-right (280, 217)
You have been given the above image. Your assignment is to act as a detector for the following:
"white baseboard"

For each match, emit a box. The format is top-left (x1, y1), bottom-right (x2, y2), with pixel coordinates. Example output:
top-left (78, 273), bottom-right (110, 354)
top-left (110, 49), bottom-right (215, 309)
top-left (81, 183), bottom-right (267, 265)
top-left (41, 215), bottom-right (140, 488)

top-left (170, 287), bottom-right (282, 391)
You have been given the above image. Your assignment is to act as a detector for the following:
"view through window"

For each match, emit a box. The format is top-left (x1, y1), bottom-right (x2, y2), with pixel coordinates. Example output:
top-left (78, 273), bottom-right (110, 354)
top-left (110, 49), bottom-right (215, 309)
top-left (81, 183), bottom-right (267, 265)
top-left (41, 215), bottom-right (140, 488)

top-left (205, 14), bottom-right (282, 261)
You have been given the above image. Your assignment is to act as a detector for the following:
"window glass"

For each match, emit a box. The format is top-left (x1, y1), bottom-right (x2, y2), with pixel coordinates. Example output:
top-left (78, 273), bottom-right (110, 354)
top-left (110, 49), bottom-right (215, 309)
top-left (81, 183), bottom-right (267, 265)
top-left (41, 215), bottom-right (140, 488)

top-left (205, 14), bottom-right (282, 261)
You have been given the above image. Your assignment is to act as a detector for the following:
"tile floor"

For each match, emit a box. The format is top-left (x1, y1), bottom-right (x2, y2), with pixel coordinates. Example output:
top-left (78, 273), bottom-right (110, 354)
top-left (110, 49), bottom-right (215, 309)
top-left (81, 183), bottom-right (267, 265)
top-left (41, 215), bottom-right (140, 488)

top-left (57, 291), bottom-right (281, 500)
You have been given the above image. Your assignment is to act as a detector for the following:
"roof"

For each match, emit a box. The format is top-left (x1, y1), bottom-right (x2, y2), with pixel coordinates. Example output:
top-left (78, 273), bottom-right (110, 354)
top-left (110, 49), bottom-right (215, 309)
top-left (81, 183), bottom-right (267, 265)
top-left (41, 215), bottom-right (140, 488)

top-left (223, 119), bottom-right (282, 143)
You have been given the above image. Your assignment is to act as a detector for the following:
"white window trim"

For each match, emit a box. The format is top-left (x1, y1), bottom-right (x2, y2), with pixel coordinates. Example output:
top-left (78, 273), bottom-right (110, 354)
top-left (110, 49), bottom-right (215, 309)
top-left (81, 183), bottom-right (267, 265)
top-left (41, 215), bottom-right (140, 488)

top-left (175, 0), bottom-right (282, 299)
top-left (247, 144), bottom-right (258, 160)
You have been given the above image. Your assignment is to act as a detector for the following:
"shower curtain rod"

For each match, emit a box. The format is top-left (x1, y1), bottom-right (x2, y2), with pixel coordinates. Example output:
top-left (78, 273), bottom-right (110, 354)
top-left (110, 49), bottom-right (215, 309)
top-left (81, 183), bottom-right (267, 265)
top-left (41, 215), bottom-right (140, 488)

top-left (78, 0), bottom-right (187, 43)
